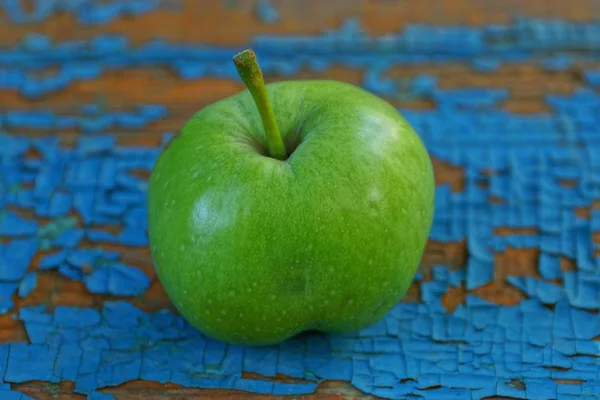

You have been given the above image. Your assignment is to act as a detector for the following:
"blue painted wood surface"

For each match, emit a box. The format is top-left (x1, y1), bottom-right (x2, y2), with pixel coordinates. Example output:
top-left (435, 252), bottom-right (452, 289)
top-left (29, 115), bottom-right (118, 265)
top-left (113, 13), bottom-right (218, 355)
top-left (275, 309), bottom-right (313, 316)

top-left (1, 1), bottom-right (600, 399)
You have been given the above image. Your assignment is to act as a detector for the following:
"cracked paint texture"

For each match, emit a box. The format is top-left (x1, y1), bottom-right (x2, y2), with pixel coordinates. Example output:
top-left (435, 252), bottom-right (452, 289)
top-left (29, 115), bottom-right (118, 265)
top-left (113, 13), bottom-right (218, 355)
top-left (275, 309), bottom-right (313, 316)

top-left (1, 6), bottom-right (600, 400)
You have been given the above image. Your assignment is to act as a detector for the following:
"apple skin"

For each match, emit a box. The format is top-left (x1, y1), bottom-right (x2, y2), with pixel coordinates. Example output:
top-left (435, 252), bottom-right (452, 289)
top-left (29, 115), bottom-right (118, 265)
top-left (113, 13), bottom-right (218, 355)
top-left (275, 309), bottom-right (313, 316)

top-left (147, 80), bottom-right (435, 346)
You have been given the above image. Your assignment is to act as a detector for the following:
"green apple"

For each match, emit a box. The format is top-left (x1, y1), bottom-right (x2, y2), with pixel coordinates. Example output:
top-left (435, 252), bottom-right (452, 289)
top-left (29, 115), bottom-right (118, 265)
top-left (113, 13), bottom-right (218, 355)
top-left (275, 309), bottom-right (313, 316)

top-left (147, 49), bottom-right (435, 346)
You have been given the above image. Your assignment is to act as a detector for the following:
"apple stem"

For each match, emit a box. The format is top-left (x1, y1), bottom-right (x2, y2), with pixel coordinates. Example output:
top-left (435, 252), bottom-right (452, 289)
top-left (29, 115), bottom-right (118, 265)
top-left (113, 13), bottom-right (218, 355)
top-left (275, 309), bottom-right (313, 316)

top-left (233, 49), bottom-right (286, 160)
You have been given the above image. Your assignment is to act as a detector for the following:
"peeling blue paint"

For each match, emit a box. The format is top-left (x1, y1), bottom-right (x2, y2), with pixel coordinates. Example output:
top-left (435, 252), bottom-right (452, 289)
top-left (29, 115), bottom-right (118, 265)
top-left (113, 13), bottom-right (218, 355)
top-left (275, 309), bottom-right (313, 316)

top-left (5, 293), bottom-right (600, 399)
top-left (1, 18), bottom-right (600, 98)
top-left (1, 85), bottom-right (597, 394)
top-left (255, 0), bottom-right (279, 24)
top-left (0, 383), bottom-right (36, 400)
top-left (1, 107), bottom-right (166, 131)
top-left (17, 272), bottom-right (37, 298)
top-left (2, 0), bottom-right (165, 24)
top-left (87, 392), bottom-right (116, 400)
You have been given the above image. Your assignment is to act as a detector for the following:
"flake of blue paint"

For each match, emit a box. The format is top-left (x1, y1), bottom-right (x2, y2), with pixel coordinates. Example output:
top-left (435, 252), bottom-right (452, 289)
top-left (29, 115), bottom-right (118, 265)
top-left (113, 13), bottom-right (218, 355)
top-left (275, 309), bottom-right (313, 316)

top-left (583, 70), bottom-right (600, 87)
top-left (86, 229), bottom-right (119, 243)
top-left (73, 191), bottom-right (95, 224)
top-left (307, 356), bottom-right (353, 380)
top-left (412, 271), bottom-right (423, 282)
top-left (272, 382), bottom-right (318, 396)
top-left (539, 252), bottom-right (562, 280)
top-left (496, 379), bottom-right (528, 398)
top-left (421, 281), bottom-right (448, 304)
top-left (0, 344), bottom-right (9, 382)
top-left (440, 373), bottom-right (494, 390)
top-left (117, 226), bottom-right (147, 246)
top-left (109, 263), bottom-right (150, 296)
top-left (411, 74), bottom-right (437, 94)
top-left (353, 338), bottom-right (374, 353)
top-left (115, 112), bottom-right (148, 129)
top-left (103, 352), bottom-right (142, 387)
top-left (363, 65), bottom-right (397, 97)
top-left (507, 276), bottom-right (528, 293)
top-left (23, 159), bottom-right (42, 173)
top-left (17, 272), bottom-right (37, 298)
top-left (32, 136), bottom-right (61, 163)
top-left (59, 263), bottom-right (85, 281)
top-left (53, 228), bottom-right (85, 248)
top-left (554, 300), bottom-right (576, 340)
top-left (277, 341), bottom-right (305, 378)
top-left (543, 55), bottom-right (572, 71)
top-left (244, 346), bottom-right (278, 377)
top-left (582, 382), bottom-right (600, 396)
top-left (466, 258), bottom-right (494, 290)
top-left (0, 238), bottom-right (38, 281)
top-left (536, 280), bottom-right (565, 304)
top-left (124, 206), bottom-right (148, 227)
top-left (330, 334), bottom-right (354, 354)
top-left (137, 104), bottom-right (167, 119)
top-left (54, 306), bottom-right (100, 327)
top-left (78, 3), bottom-right (121, 25)
top-left (0, 388), bottom-right (36, 400)
top-left (0, 283), bottom-right (18, 314)
top-left (5, 343), bottom-right (60, 383)
top-left (541, 233), bottom-right (562, 254)
top-left (0, 211), bottom-right (38, 237)
top-left (472, 58), bottom-right (500, 72)
top-left (71, 158), bottom-right (103, 188)
top-left (66, 249), bottom-right (120, 269)
top-left (19, 305), bottom-right (51, 324)
top-left (114, 172), bottom-right (145, 191)
top-left (47, 192), bottom-right (72, 217)
top-left (62, 55), bottom-right (102, 85)
top-left (574, 340), bottom-right (600, 357)
top-left (255, 0), bottom-right (280, 23)
top-left (306, 334), bottom-right (331, 354)
top-left (78, 136), bottom-right (116, 156)
top-left (0, 133), bottom-right (29, 158)
top-left (38, 249), bottom-right (69, 270)
top-left (432, 265), bottom-right (449, 282)
top-left (350, 371), bottom-right (372, 394)
top-left (357, 318), bottom-right (388, 337)
top-left (194, 336), bottom-right (224, 368)
top-left (15, 188), bottom-right (35, 208)
top-left (160, 132), bottom-right (175, 147)
top-left (34, 163), bottom-right (64, 200)
top-left (78, 115), bottom-right (112, 132)
top-left (97, 158), bottom-right (117, 189)
top-left (83, 263), bottom-right (149, 296)
top-left (231, 378), bottom-right (274, 394)
top-left (55, 342), bottom-right (83, 382)
top-left (107, 189), bottom-right (144, 207)
top-left (77, 264), bottom-right (102, 292)
top-left (591, 209), bottom-right (600, 231)
top-left (81, 103), bottom-right (102, 114)
top-left (564, 272), bottom-right (600, 309)
top-left (95, 197), bottom-right (128, 217)
top-left (87, 392), bottom-right (116, 400)
top-left (74, 372), bottom-right (101, 394)
top-left (140, 349), bottom-right (172, 383)
top-left (175, 61), bottom-right (207, 79)
top-left (557, 382), bottom-right (583, 395)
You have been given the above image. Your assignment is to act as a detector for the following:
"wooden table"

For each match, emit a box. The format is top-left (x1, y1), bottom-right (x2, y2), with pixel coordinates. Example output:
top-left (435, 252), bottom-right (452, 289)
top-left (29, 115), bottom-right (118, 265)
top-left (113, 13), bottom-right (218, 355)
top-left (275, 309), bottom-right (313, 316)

top-left (2, 1), bottom-right (599, 398)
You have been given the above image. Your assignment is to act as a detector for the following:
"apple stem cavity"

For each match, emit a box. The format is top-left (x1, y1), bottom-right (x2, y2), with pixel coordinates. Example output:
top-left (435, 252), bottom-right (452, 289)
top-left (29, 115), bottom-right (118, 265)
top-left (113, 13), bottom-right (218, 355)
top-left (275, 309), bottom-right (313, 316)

top-left (233, 49), bottom-right (287, 161)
